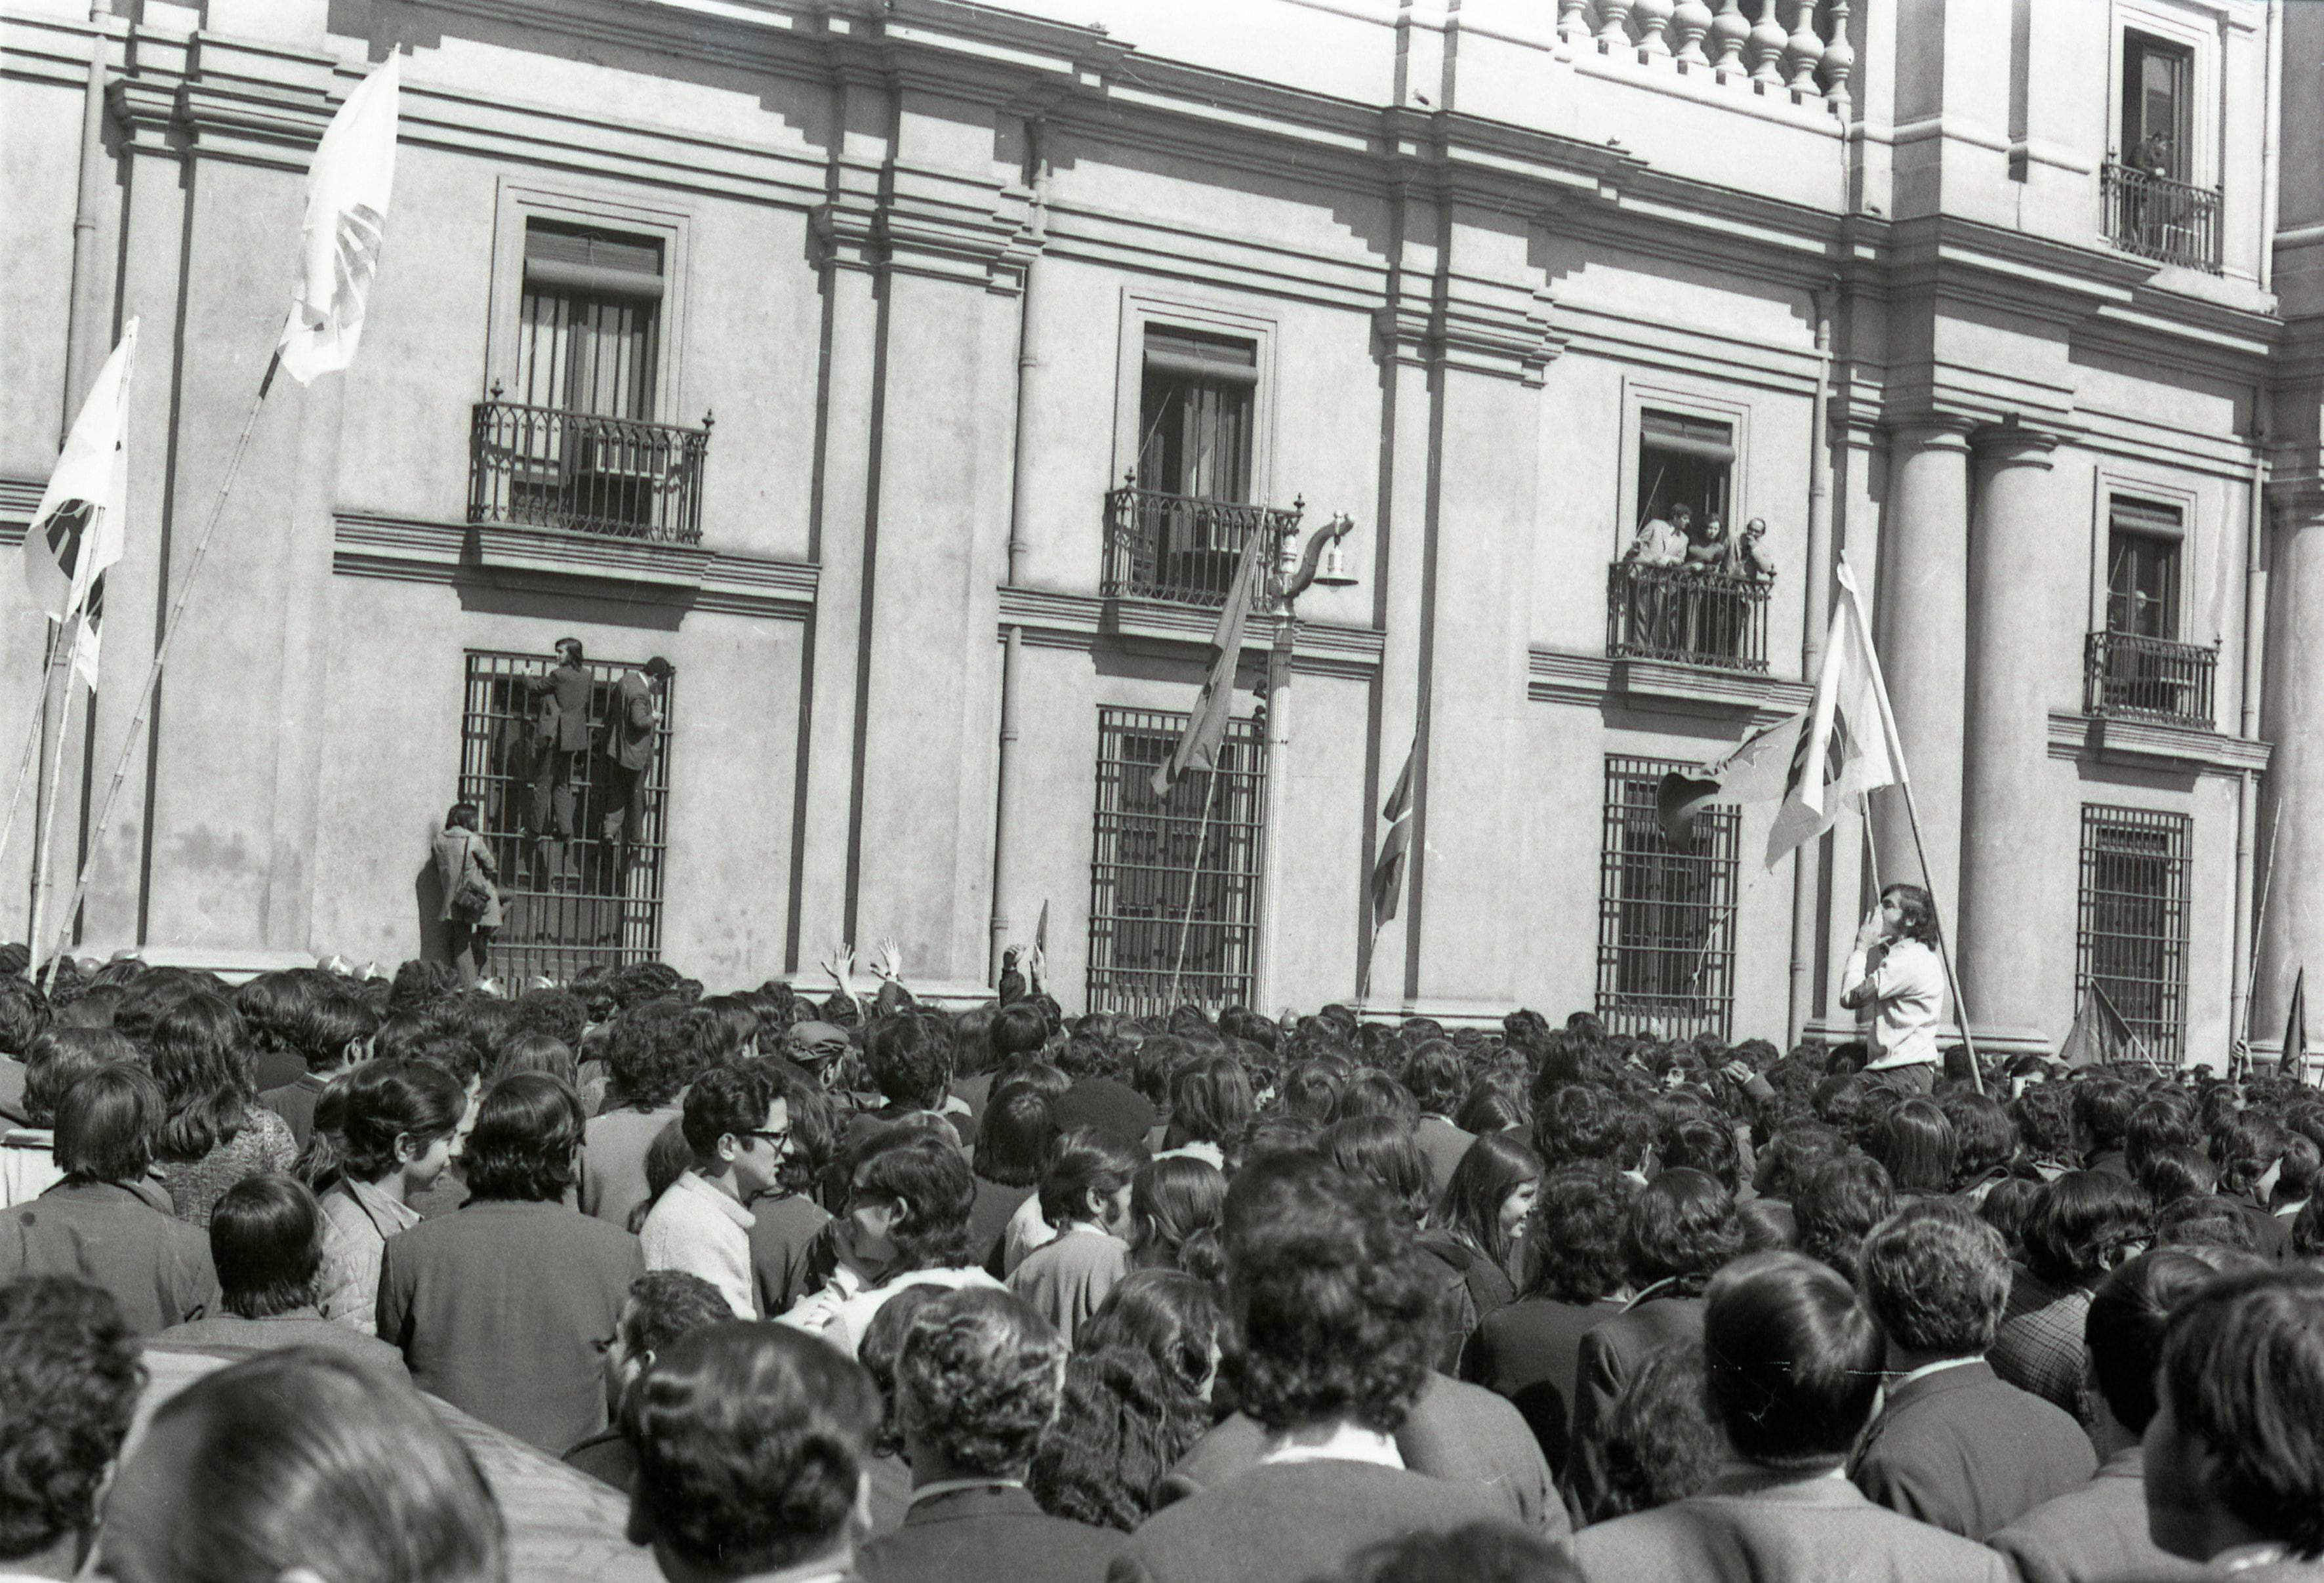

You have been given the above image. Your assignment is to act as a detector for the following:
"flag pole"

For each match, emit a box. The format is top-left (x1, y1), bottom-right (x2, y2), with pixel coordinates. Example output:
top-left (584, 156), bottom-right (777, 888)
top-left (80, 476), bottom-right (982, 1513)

top-left (1892, 778), bottom-right (1982, 1094)
top-left (1, 629), bottom-right (69, 901)
top-left (37, 370), bottom-right (274, 984)
top-left (1166, 768), bottom-right (1222, 1010)
top-left (26, 615), bottom-right (83, 979)
top-left (2242, 794), bottom-right (2284, 1050)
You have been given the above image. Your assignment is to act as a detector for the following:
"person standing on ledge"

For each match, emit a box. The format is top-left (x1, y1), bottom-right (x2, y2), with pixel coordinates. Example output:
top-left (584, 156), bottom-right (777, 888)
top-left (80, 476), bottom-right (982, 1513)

top-left (526, 636), bottom-right (594, 890)
top-left (1841, 882), bottom-right (1947, 1101)
top-left (601, 655), bottom-right (671, 888)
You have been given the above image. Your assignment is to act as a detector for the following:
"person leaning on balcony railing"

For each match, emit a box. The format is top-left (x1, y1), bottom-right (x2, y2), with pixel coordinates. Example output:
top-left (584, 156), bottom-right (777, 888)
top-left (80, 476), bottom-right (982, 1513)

top-left (1623, 505), bottom-right (1692, 653)
top-left (1624, 503), bottom-right (1691, 569)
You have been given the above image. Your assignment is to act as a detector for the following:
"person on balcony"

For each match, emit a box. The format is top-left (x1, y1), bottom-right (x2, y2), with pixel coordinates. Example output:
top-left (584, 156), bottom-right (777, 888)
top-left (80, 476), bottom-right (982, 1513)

top-left (1726, 518), bottom-right (1777, 581)
top-left (526, 636), bottom-right (594, 888)
top-left (1624, 503), bottom-right (1691, 568)
top-left (601, 656), bottom-right (671, 884)
top-left (1624, 504), bottom-right (1691, 655)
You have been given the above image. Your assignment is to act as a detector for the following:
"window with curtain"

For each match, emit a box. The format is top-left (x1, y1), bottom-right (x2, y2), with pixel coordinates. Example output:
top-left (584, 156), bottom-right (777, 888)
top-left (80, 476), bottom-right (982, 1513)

top-left (1137, 327), bottom-right (1257, 503)
top-left (516, 221), bottom-right (664, 419)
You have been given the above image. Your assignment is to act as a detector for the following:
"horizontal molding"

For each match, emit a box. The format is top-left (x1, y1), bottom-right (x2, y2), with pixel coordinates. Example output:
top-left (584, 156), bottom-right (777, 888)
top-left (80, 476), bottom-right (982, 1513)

top-left (2047, 710), bottom-right (2271, 776)
top-left (1530, 646), bottom-right (1812, 724)
top-left (332, 510), bottom-right (818, 619)
top-left (996, 585), bottom-right (1385, 679)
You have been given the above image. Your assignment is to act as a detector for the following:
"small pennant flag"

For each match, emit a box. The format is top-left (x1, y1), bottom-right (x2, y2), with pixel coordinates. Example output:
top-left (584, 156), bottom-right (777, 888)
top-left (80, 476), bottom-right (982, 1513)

top-left (1151, 529), bottom-right (1266, 798)
top-left (2282, 967), bottom-right (2307, 1080)
top-left (23, 319), bottom-right (138, 691)
top-left (1372, 735), bottom-right (1416, 930)
top-left (1765, 554), bottom-right (1904, 869)
top-left (275, 56), bottom-right (399, 387)
top-left (2059, 981), bottom-right (2136, 1069)
top-left (1034, 899), bottom-right (1049, 957)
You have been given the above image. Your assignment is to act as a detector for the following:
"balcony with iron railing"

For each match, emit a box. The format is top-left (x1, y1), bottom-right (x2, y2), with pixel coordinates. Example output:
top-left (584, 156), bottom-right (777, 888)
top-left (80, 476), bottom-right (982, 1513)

top-left (1102, 478), bottom-right (1304, 609)
top-left (1606, 560), bottom-right (1772, 672)
top-left (2084, 629), bottom-right (2217, 730)
top-left (2101, 162), bottom-right (2222, 274)
top-left (468, 388), bottom-right (712, 545)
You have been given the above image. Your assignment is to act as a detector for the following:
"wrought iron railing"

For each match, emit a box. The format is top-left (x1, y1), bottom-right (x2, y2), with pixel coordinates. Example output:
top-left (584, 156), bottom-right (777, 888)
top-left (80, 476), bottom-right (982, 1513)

top-left (2084, 630), bottom-right (2217, 729)
top-left (1606, 560), bottom-right (1771, 672)
top-left (1102, 482), bottom-right (1303, 607)
top-left (2102, 162), bottom-right (2222, 274)
top-left (468, 394), bottom-right (711, 544)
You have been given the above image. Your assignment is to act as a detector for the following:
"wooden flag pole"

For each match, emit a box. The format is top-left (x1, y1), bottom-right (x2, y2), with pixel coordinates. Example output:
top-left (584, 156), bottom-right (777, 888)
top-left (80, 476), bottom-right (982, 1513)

top-left (26, 613), bottom-right (83, 980)
top-left (1165, 768), bottom-right (1223, 1010)
top-left (1893, 777), bottom-right (1982, 1094)
top-left (0, 628), bottom-right (68, 899)
top-left (37, 367), bottom-right (275, 985)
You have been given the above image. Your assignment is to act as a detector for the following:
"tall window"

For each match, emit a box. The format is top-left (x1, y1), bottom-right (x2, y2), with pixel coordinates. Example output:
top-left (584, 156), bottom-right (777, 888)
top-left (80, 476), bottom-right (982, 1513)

top-left (460, 649), bottom-right (675, 983)
top-left (1596, 755), bottom-right (1739, 1040)
top-left (2106, 497), bottom-right (2182, 640)
top-left (1635, 409), bottom-right (1733, 531)
top-left (2120, 33), bottom-right (2191, 180)
top-left (1087, 707), bottom-right (1265, 1018)
top-left (515, 221), bottom-right (664, 420)
top-left (2077, 806), bottom-right (2190, 1062)
top-left (1137, 327), bottom-right (1256, 504)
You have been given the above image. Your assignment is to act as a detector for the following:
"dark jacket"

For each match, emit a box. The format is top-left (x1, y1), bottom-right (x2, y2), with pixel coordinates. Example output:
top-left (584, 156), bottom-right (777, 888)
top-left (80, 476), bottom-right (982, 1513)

top-left (860, 1485), bottom-right (1120, 1583)
top-left (1566, 1291), bottom-right (1705, 1523)
top-left (260, 1071), bottom-right (334, 1151)
top-left (1465, 1293), bottom-right (1627, 1477)
top-left (527, 662), bottom-right (594, 752)
top-left (1112, 1459), bottom-right (1513, 1583)
top-left (605, 670), bottom-right (661, 771)
top-left (1848, 1358), bottom-right (2097, 1540)
top-left (0, 1177), bottom-right (218, 1335)
top-left (377, 1199), bottom-right (642, 1452)
top-left (1986, 1446), bottom-right (2209, 1583)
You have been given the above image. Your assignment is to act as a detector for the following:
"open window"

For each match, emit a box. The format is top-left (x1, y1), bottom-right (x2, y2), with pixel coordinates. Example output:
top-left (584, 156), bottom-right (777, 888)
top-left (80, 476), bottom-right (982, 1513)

top-left (1635, 409), bottom-right (1734, 532)
top-left (515, 221), bottom-right (665, 421)
top-left (2119, 31), bottom-right (2192, 182)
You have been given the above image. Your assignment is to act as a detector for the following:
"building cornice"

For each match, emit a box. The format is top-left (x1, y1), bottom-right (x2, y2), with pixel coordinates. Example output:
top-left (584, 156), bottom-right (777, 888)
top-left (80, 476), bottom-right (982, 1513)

top-left (2045, 710), bottom-right (2271, 777)
top-left (1528, 647), bottom-right (1812, 724)
top-left (996, 585), bottom-right (1385, 680)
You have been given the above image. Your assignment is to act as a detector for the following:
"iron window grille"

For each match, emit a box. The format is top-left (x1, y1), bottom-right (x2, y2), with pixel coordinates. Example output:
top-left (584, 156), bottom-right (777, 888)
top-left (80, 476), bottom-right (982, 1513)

top-left (459, 649), bottom-right (676, 984)
top-left (1088, 707), bottom-right (1266, 1018)
top-left (2076, 806), bottom-right (2190, 1063)
top-left (1596, 754), bottom-right (1740, 1041)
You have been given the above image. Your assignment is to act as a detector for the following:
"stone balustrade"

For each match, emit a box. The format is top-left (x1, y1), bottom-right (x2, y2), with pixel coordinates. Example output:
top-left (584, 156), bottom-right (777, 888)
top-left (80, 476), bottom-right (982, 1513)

top-left (1557, 0), bottom-right (1854, 115)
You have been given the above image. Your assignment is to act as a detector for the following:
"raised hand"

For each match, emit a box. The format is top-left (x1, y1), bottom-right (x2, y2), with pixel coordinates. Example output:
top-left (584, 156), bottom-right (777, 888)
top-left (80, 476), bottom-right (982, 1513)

top-left (872, 939), bottom-right (904, 982)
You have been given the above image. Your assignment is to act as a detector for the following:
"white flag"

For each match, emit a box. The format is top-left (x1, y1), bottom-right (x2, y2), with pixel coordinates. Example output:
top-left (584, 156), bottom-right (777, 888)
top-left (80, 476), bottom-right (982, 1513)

top-left (275, 56), bottom-right (399, 386)
top-left (22, 319), bottom-right (138, 689)
top-left (1765, 552), bottom-right (1904, 869)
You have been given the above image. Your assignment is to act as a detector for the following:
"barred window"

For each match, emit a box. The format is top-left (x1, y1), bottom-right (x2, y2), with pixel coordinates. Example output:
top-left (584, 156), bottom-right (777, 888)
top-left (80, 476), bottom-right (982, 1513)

top-left (1596, 754), bottom-right (1739, 1040)
top-left (459, 649), bottom-right (675, 984)
top-left (1088, 707), bottom-right (1265, 1019)
top-left (2077, 806), bottom-right (2190, 1061)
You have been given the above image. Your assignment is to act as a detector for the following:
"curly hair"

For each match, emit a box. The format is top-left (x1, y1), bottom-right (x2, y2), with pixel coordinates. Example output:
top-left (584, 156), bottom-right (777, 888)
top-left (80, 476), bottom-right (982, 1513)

top-left (1623, 1168), bottom-right (1743, 1298)
top-left (864, 1013), bottom-right (952, 1111)
top-left (145, 992), bottom-right (258, 1159)
top-left (625, 1323), bottom-right (877, 1576)
top-left (2012, 1082), bottom-right (2076, 1166)
top-left (1221, 1153), bottom-right (1437, 1435)
top-left (1794, 1155), bottom-right (1896, 1285)
top-left (1168, 1055), bottom-right (1255, 1149)
top-left (855, 1285), bottom-right (949, 1459)
top-left (894, 1288), bottom-right (1064, 1477)
top-left (1524, 1161), bottom-right (1638, 1304)
top-left (603, 1000), bottom-right (701, 1111)
top-left (1080, 1270), bottom-right (1225, 1404)
top-left (1858, 1200), bottom-right (2010, 1357)
top-left (1938, 1092), bottom-right (2018, 1190)
top-left (2155, 1267), bottom-right (2324, 1560)
top-left (0, 1276), bottom-right (142, 1560)
top-left (1533, 1082), bottom-right (1642, 1171)
top-left (1027, 1347), bottom-right (1206, 1532)
top-left (1595, 1341), bottom-right (1719, 1521)
top-left (1341, 1524), bottom-right (1581, 1583)
top-left (460, 1073), bottom-right (584, 1204)
top-left (2020, 1169), bottom-right (2151, 1290)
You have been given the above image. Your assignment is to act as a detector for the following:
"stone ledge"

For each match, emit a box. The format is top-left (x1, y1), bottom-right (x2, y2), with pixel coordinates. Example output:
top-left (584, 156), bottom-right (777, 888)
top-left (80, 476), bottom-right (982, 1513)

top-left (998, 585), bottom-right (1385, 680)
top-left (2047, 710), bottom-right (2271, 776)
top-left (1531, 646), bottom-right (1812, 724)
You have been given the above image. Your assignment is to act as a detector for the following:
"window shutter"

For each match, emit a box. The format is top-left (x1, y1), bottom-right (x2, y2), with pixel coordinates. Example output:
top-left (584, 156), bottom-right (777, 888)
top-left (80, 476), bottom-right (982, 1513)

top-left (1640, 409), bottom-right (1736, 463)
top-left (2109, 496), bottom-right (2184, 540)
top-left (524, 223), bottom-right (665, 300)
top-left (1142, 326), bottom-right (1259, 386)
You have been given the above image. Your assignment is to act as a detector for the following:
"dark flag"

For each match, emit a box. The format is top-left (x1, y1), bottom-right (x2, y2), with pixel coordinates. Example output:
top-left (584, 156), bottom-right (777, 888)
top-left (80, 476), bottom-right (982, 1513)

top-left (1371, 736), bottom-right (1416, 929)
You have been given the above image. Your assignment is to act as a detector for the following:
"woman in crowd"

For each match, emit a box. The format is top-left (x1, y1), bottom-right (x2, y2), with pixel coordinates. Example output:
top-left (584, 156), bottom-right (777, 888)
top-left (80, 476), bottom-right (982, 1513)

top-left (1127, 1155), bottom-right (1227, 1279)
top-left (147, 992), bottom-right (297, 1227)
top-left (432, 800), bottom-right (502, 991)
top-left (1421, 1132), bottom-right (1542, 1344)
top-left (968, 1080), bottom-right (1054, 1275)
top-left (304, 1059), bottom-right (469, 1334)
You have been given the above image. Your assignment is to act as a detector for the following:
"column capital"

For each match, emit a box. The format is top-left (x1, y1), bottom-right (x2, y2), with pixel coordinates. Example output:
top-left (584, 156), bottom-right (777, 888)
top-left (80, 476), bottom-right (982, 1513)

top-left (1883, 415), bottom-right (1977, 453)
top-left (1970, 417), bottom-right (2058, 468)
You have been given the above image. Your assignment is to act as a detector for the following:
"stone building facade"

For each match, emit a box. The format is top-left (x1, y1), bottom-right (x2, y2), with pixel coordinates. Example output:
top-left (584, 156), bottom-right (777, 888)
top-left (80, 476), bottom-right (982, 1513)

top-left (1, 0), bottom-right (2312, 1065)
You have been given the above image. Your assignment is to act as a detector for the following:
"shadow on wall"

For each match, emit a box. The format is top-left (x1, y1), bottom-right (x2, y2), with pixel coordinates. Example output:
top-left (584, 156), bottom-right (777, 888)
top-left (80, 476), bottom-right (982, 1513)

top-left (415, 849), bottom-right (447, 970)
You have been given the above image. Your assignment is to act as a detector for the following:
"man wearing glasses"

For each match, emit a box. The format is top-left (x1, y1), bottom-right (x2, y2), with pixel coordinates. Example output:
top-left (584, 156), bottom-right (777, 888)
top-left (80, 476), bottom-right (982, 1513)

top-left (639, 1067), bottom-right (790, 1317)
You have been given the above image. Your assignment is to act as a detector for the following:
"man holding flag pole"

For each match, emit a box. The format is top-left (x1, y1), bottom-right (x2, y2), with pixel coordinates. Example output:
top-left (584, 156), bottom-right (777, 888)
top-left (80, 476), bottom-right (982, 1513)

top-left (32, 54), bottom-right (399, 980)
top-left (1657, 553), bottom-right (1982, 1092)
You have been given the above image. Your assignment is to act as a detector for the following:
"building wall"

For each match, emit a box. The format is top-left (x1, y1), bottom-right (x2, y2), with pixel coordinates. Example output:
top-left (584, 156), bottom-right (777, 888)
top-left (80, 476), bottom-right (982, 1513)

top-left (0, 0), bottom-right (2294, 1061)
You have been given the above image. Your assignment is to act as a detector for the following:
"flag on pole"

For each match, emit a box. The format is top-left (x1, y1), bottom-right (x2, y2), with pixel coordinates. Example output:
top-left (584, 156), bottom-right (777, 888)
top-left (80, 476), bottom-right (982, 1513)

top-left (1150, 529), bottom-right (1267, 797)
top-left (1371, 734), bottom-right (1417, 929)
top-left (1656, 710), bottom-right (1801, 846)
top-left (2058, 981), bottom-right (2136, 1069)
top-left (2281, 966), bottom-right (2307, 1080)
top-left (1034, 899), bottom-right (1049, 958)
top-left (275, 56), bottom-right (399, 387)
top-left (1764, 554), bottom-right (1904, 869)
top-left (22, 318), bottom-right (138, 690)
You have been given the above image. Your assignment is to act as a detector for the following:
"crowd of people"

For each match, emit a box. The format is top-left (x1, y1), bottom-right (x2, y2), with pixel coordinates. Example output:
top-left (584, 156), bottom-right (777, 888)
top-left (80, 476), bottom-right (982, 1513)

top-left (2, 923), bottom-right (2323, 1583)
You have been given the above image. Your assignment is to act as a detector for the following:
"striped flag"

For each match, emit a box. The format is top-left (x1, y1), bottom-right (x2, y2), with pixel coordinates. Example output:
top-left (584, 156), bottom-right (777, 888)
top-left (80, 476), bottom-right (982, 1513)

top-left (275, 56), bottom-right (399, 386)
top-left (1371, 735), bottom-right (1416, 929)
top-left (1765, 553), bottom-right (1904, 869)
top-left (1150, 529), bottom-right (1267, 797)
top-left (22, 319), bottom-right (138, 690)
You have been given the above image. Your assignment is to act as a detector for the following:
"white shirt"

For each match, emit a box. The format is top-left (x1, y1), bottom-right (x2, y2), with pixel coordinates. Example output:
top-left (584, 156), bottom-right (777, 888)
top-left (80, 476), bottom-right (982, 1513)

top-left (1845, 937), bottom-right (1947, 1068)
top-left (1258, 1421), bottom-right (1405, 1470)
top-left (0, 1129), bottom-right (61, 1210)
top-left (781, 1264), bottom-right (1005, 1359)
top-left (641, 1170), bottom-right (758, 1318)
top-left (1001, 1190), bottom-right (1057, 1276)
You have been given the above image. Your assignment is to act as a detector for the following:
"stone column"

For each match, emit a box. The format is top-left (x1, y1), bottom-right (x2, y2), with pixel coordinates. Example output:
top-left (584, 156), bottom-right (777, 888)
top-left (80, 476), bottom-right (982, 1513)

top-left (1959, 420), bottom-right (2058, 1047)
top-left (1870, 421), bottom-right (1970, 918)
top-left (2257, 490), bottom-right (2324, 1033)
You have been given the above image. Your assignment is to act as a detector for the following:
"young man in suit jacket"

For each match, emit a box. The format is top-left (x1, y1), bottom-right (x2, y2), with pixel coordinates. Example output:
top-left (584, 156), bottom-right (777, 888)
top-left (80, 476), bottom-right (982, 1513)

top-left (2142, 1266), bottom-right (2324, 1582)
top-left (1107, 1153), bottom-right (1518, 1583)
top-left (1987, 1249), bottom-right (2226, 1583)
top-left (859, 1287), bottom-right (1120, 1583)
top-left (525, 638), bottom-right (594, 873)
top-left (1847, 1202), bottom-right (2095, 1540)
top-left (1577, 1251), bottom-right (2012, 1583)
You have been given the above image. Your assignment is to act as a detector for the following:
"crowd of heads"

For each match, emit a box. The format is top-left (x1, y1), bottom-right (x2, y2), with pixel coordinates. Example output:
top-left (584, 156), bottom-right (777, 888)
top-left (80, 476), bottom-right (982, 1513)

top-left (4, 945), bottom-right (2324, 1582)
